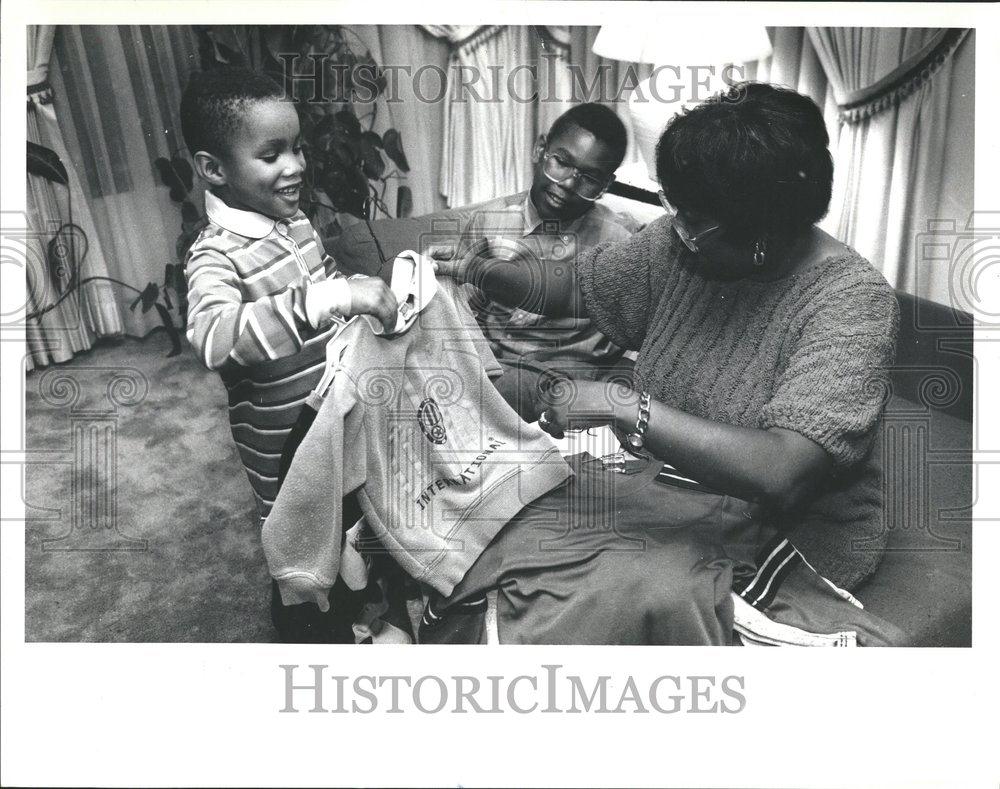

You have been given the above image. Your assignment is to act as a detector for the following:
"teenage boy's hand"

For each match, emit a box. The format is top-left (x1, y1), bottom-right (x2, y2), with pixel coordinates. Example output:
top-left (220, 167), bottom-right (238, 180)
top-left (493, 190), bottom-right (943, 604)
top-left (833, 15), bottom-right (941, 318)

top-left (347, 277), bottom-right (399, 334)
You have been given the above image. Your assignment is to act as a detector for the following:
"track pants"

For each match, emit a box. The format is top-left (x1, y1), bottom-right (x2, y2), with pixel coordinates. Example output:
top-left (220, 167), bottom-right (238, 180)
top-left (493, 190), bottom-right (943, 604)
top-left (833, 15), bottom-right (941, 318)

top-left (420, 453), bottom-right (904, 646)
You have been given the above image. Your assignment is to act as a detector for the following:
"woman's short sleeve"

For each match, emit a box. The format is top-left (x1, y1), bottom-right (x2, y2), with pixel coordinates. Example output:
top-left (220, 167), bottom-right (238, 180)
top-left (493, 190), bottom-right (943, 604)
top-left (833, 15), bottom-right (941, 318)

top-left (759, 270), bottom-right (900, 468)
top-left (576, 216), bottom-right (672, 351)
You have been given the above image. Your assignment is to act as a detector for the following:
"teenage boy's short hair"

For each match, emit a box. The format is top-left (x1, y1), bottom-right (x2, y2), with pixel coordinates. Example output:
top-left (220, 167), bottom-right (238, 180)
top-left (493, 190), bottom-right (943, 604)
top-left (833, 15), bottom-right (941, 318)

top-left (180, 66), bottom-right (285, 158)
top-left (547, 103), bottom-right (628, 173)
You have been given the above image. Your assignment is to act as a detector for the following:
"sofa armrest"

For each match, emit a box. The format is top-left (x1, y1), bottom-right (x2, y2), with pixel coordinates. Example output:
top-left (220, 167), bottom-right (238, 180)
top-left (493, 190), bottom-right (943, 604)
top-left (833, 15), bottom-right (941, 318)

top-left (891, 291), bottom-right (973, 422)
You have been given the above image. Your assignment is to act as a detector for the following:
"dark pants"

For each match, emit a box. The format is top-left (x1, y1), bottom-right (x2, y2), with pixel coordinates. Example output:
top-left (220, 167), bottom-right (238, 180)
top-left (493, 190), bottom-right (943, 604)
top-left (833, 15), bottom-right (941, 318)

top-left (421, 454), bottom-right (904, 646)
top-left (421, 455), bottom-right (738, 644)
top-left (268, 490), bottom-right (366, 643)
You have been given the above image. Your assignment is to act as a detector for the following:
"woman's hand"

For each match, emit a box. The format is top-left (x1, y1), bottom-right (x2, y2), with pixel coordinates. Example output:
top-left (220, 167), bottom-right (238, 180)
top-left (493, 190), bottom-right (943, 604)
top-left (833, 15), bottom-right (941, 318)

top-left (537, 378), bottom-right (834, 516)
top-left (535, 378), bottom-right (639, 438)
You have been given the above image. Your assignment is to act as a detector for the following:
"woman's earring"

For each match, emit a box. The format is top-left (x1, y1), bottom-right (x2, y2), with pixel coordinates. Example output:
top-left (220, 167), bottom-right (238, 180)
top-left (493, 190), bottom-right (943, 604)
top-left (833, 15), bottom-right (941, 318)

top-left (753, 238), bottom-right (767, 267)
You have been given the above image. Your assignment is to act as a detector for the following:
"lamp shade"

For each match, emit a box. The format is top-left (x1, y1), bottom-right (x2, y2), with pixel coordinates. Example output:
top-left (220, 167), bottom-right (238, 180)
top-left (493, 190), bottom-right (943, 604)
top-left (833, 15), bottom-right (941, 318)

top-left (592, 23), bottom-right (772, 66)
top-left (595, 23), bottom-right (772, 184)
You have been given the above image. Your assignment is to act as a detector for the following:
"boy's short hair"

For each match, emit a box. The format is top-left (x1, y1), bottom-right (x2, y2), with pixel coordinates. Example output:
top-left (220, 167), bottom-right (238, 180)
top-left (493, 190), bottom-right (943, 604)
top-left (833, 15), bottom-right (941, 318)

top-left (547, 103), bottom-right (628, 173)
top-left (180, 66), bottom-right (286, 158)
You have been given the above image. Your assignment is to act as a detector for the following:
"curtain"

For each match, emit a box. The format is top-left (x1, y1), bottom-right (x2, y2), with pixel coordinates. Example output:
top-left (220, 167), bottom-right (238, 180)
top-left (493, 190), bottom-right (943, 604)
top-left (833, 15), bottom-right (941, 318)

top-left (48, 25), bottom-right (201, 337)
top-left (806, 27), bottom-right (974, 302)
top-left (534, 26), bottom-right (575, 140)
top-left (747, 28), bottom-right (839, 152)
top-left (567, 26), bottom-right (652, 171)
top-left (346, 25), bottom-right (450, 219)
top-left (25, 26), bottom-right (124, 370)
top-left (424, 25), bottom-right (537, 208)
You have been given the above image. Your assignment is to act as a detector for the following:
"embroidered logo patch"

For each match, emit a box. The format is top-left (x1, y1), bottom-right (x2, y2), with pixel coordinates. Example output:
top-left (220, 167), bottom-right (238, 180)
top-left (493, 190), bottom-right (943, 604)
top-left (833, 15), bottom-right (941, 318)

top-left (417, 397), bottom-right (447, 445)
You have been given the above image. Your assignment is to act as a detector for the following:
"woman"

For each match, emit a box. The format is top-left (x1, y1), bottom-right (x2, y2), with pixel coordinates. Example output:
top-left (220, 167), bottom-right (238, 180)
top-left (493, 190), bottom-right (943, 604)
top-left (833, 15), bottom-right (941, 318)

top-left (433, 83), bottom-right (902, 645)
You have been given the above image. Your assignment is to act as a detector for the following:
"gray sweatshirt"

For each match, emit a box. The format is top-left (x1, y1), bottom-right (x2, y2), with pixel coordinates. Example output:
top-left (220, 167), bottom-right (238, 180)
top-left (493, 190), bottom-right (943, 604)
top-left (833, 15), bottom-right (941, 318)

top-left (262, 276), bottom-right (572, 608)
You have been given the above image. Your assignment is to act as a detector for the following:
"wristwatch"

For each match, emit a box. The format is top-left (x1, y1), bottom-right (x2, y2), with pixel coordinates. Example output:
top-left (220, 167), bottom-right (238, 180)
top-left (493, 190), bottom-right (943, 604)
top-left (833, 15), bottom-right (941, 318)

top-left (625, 391), bottom-right (651, 453)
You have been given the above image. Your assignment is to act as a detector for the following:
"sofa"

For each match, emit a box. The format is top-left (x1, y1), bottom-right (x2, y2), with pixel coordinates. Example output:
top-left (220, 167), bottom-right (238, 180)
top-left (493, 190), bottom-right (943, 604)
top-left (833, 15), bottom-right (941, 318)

top-left (852, 292), bottom-right (972, 646)
top-left (328, 201), bottom-right (973, 647)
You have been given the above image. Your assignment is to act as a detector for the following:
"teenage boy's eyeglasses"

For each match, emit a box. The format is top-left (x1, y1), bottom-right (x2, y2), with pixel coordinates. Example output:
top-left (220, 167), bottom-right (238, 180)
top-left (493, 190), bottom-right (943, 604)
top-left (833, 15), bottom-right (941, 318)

top-left (658, 190), bottom-right (722, 253)
top-left (541, 151), bottom-right (614, 201)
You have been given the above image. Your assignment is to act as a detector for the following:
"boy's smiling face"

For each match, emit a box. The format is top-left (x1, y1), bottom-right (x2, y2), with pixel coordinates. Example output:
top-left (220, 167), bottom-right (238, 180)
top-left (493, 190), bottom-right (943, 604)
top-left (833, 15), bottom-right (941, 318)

top-left (217, 98), bottom-right (305, 220)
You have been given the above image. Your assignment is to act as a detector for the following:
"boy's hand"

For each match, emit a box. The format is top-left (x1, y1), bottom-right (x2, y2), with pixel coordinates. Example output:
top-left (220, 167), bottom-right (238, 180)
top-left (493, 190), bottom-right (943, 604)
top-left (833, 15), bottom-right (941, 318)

top-left (347, 276), bottom-right (399, 333)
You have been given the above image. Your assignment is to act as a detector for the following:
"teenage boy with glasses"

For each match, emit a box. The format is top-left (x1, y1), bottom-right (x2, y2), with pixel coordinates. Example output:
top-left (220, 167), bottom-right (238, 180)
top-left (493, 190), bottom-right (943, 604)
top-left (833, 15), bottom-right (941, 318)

top-left (431, 103), bottom-right (639, 420)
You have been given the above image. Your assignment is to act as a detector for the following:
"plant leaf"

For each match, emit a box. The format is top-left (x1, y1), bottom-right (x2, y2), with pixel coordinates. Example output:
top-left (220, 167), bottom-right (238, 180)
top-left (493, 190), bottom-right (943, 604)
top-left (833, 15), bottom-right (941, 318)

top-left (180, 199), bottom-right (200, 224)
top-left (382, 129), bottom-right (410, 173)
top-left (139, 282), bottom-right (159, 313)
top-left (206, 27), bottom-right (251, 66)
top-left (154, 157), bottom-right (172, 179)
top-left (395, 185), bottom-right (413, 219)
top-left (170, 156), bottom-right (194, 192)
top-left (263, 26), bottom-right (292, 59)
top-left (344, 137), bottom-right (363, 160)
top-left (154, 157), bottom-right (188, 202)
top-left (321, 167), bottom-right (368, 218)
top-left (213, 41), bottom-right (242, 65)
top-left (164, 262), bottom-right (187, 295)
top-left (27, 141), bottom-right (69, 185)
top-left (334, 109), bottom-right (362, 139)
top-left (360, 137), bottom-right (385, 179)
top-left (329, 140), bottom-right (358, 168)
top-left (153, 303), bottom-right (184, 357)
top-left (314, 113), bottom-right (336, 137)
top-left (194, 26), bottom-right (218, 70)
top-left (175, 219), bottom-right (206, 262)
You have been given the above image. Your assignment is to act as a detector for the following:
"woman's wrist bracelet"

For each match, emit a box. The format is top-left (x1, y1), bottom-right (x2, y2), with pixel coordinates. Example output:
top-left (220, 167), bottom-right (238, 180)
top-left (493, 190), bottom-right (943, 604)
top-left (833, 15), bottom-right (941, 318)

top-left (625, 390), bottom-right (651, 453)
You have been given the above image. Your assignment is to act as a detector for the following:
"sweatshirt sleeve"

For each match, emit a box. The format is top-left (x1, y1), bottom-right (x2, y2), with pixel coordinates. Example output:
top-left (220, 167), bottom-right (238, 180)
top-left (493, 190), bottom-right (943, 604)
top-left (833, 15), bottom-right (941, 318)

top-left (759, 269), bottom-right (900, 468)
top-left (261, 381), bottom-right (365, 610)
top-left (575, 215), bottom-right (675, 351)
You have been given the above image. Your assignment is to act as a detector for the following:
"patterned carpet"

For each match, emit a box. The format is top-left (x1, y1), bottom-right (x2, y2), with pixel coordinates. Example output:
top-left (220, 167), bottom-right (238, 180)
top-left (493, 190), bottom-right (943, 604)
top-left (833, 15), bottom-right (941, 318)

top-left (25, 331), bottom-right (276, 642)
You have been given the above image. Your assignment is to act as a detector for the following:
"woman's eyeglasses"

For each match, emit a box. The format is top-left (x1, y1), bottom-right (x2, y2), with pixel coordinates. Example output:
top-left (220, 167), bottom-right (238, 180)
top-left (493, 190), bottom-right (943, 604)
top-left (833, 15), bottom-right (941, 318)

top-left (541, 151), bottom-right (614, 201)
top-left (658, 190), bottom-right (721, 253)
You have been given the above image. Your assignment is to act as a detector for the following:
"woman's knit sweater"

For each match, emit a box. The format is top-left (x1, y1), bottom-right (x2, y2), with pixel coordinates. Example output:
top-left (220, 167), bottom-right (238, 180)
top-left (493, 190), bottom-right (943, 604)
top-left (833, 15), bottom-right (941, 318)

top-left (577, 215), bottom-right (900, 590)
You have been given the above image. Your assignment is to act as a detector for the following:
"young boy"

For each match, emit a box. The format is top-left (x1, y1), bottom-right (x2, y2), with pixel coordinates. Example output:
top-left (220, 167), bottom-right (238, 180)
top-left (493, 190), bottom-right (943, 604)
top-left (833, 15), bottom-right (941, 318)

top-left (180, 67), bottom-right (398, 519)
